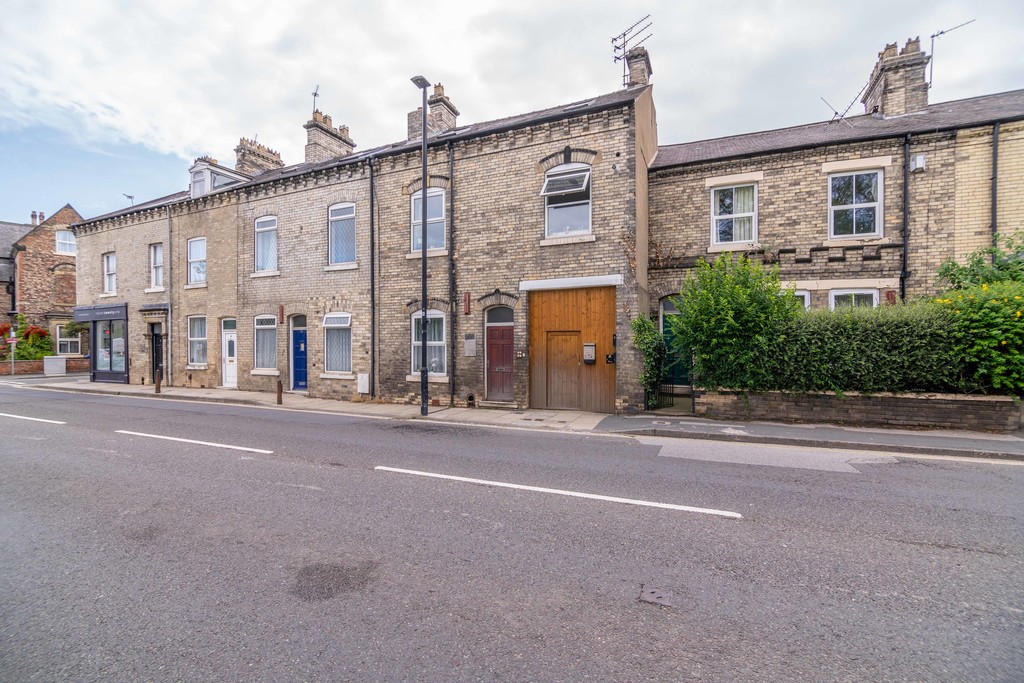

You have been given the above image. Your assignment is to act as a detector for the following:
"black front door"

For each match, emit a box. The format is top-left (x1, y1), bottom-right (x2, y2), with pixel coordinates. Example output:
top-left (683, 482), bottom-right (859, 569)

top-left (150, 323), bottom-right (164, 381)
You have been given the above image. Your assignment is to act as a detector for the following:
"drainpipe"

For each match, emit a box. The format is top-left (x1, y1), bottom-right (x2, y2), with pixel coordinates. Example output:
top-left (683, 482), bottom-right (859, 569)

top-left (368, 156), bottom-right (376, 397)
top-left (992, 122), bottom-right (1000, 261)
top-left (166, 205), bottom-right (173, 385)
top-left (900, 134), bottom-right (911, 301)
top-left (447, 140), bottom-right (456, 406)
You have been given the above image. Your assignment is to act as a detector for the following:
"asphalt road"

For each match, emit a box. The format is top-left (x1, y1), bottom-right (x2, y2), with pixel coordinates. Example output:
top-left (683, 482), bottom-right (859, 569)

top-left (1, 383), bottom-right (1022, 682)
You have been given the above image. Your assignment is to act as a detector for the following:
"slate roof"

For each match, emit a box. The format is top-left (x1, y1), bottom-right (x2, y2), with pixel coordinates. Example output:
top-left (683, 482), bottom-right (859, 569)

top-left (0, 220), bottom-right (34, 282)
top-left (76, 86), bottom-right (649, 226)
top-left (653, 89), bottom-right (1024, 170)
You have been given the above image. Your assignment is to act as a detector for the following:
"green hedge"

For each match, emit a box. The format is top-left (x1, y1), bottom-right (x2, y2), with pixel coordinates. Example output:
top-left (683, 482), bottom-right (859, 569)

top-left (664, 254), bottom-right (1024, 395)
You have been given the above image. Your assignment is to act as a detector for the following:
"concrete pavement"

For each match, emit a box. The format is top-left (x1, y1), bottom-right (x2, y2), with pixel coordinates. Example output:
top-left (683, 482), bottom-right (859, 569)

top-left (11, 373), bottom-right (1024, 460)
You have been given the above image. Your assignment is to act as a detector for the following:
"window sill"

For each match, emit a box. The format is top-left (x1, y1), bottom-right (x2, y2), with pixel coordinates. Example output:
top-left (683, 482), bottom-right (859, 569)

top-left (99, 292), bottom-right (117, 298)
top-left (405, 249), bottom-right (448, 260)
top-left (822, 235), bottom-right (888, 247)
top-left (144, 287), bottom-right (166, 293)
top-left (250, 368), bottom-right (280, 376)
top-left (53, 252), bottom-right (77, 257)
top-left (325, 263), bottom-right (358, 272)
top-left (185, 364), bottom-right (208, 370)
top-left (251, 270), bottom-right (280, 278)
top-left (319, 372), bottom-right (355, 380)
top-left (707, 241), bottom-right (758, 253)
top-left (406, 374), bottom-right (449, 383)
top-left (184, 282), bottom-right (207, 289)
top-left (540, 234), bottom-right (596, 247)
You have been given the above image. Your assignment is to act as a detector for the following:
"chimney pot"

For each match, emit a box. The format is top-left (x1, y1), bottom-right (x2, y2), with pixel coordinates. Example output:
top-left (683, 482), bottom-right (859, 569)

top-left (38, 211), bottom-right (45, 224)
top-left (31, 211), bottom-right (37, 225)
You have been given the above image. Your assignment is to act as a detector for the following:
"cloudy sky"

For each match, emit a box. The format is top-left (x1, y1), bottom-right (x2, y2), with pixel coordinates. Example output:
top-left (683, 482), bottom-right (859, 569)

top-left (1, 0), bottom-right (1021, 222)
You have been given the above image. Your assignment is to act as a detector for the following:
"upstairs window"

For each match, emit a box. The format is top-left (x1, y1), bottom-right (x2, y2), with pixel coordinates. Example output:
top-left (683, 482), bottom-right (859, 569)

top-left (190, 171), bottom-right (206, 198)
top-left (255, 216), bottom-right (278, 272)
top-left (711, 184), bottom-right (757, 244)
top-left (541, 163), bottom-right (591, 237)
top-left (150, 243), bottom-right (164, 288)
top-left (187, 237), bottom-right (206, 284)
top-left (329, 204), bottom-right (356, 264)
top-left (324, 313), bottom-right (353, 373)
top-left (55, 230), bottom-right (77, 254)
top-left (254, 315), bottom-right (277, 369)
top-left (102, 252), bottom-right (116, 293)
top-left (411, 189), bottom-right (445, 251)
top-left (830, 171), bottom-right (882, 238)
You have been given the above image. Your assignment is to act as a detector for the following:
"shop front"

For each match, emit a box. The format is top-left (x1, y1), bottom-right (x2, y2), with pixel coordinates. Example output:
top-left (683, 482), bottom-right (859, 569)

top-left (73, 303), bottom-right (129, 383)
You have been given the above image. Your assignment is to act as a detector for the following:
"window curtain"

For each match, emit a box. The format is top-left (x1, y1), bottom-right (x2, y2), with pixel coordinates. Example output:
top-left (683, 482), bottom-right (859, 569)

top-left (732, 185), bottom-right (754, 241)
top-left (325, 328), bottom-right (352, 372)
top-left (255, 328), bottom-right (276, 368)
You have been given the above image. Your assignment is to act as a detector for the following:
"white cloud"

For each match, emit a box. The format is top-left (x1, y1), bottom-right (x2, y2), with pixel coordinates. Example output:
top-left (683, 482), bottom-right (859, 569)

top-left (0, 0), bottom-right (1021, 173)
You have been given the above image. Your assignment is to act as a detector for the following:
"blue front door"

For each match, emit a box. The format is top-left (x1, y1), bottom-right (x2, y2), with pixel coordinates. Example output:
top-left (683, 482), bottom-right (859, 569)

top-left (292, 329), bottom-right (307, 390)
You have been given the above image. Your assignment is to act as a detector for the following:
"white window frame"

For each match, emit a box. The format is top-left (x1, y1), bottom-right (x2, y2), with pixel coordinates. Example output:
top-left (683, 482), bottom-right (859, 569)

top-left (254, 315), bottom-right (278, 369)
top-left (323, 312), bottom-right (353, 373)
top-left (828, 170), bottom-right (883, 239)
top-left (328, 203), bottom-right (357, 265)
top-left (56, 324), bottom-right (81, 355)
top-left (187, 315), bottom-right (207, 365)
top-left (102, 252), bottom-right (116, 294)
top-left (829, 289), bottom-right (879, 310)
top-left (187, 237), bottom-right (206, 284)
top-left (191, 170), bottom-right (207, 198)
top-left (792, 290), bottom-right (811, 309)
top-left (254, 216), bottom-right (278, 272)
top-left (410, 188), bottom-right (446, 252)
top-left (150, 243), bottom-right (164, 289)
top-left (710, 183), bottom-right (758, 245)
top-left (410, 309), bottom-right (447, 375)
top-left (541, 163), bottom-right (592, 238)
top-left (55, 230), bottom-right (77, 255)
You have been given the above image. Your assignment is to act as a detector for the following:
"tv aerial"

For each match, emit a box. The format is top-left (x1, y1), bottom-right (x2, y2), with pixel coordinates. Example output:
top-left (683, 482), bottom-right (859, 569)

top-left (613, 15), bottom-right (653, 87)
top-left (123, 193), bottom-right (134, 206)
top-left (929, 19), bottom-right (975, 88)
top-left (312, 84), bottom-right (320, 112)
top-left (822, 78), bottom-right (869, 127)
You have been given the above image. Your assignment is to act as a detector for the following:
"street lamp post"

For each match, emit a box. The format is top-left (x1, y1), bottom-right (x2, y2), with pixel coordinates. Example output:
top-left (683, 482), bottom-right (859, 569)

top-left (411, 75), bottom-right (431, 416)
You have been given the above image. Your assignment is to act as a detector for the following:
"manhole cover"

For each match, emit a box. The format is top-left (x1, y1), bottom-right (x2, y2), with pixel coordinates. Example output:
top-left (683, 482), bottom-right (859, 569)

top-left (639, 585), bottom-right (673, 607)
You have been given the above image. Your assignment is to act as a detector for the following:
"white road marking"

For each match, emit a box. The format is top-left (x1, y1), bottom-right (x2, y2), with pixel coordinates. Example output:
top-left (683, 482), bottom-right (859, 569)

top-left (374, 466), bottom-right (742, 519)
top-left (115, 430), bottom-right (273, 454)
top-left (0, 412), bottom-right (66, 424)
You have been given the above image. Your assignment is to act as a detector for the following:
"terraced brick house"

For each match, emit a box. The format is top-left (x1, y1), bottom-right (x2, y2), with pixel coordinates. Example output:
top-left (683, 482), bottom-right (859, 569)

top-left (71, 40), bottom-right (1024, 412)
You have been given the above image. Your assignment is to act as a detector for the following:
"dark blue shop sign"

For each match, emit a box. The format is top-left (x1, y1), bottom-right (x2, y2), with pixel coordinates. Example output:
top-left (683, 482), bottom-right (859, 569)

top-left (74, 303), bottom-right (127, 322)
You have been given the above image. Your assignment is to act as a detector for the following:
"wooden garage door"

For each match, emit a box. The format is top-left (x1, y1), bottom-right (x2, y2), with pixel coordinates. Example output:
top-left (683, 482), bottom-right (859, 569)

top-left (528, 287), bottom-right (616, 412)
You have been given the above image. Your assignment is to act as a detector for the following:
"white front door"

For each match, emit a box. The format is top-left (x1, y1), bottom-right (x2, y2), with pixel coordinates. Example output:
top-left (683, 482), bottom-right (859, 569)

top-left (222, 330), bottom-right (237, 388)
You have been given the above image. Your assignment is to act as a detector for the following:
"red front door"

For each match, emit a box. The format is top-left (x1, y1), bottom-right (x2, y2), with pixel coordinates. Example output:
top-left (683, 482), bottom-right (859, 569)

top-left (486, 325), bottom-right (514, 401)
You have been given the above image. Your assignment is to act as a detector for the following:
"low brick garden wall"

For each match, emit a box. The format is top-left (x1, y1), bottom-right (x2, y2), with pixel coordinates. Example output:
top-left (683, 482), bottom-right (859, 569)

top-left (0, 358), bottom-right (90, 376)
top-left (694, 390), bottom-right (1021, 432)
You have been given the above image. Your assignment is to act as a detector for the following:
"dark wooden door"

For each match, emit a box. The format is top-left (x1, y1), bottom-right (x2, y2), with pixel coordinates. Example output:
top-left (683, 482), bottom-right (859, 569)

top-left (486, 325), bottom-right (514, 401)
top-left (546, 332), bottom-right (580, 408)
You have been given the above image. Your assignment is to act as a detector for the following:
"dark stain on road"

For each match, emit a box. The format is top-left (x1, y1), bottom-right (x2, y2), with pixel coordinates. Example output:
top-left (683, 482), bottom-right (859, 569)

top-left (124, 524), bottom-right (164, 544)
top-left (291, 561), bottom-right (377, 601)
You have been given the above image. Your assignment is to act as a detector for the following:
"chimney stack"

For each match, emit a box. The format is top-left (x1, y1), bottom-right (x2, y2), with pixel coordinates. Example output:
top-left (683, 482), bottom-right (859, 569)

top-left (861, 37), bottom-right (930, 117)
top-left (234, 138), bottom-right (285, 175)
top-left (304, 110), bottom-right (356, 163)
top-left (626, 46), bottom-right (653, 87)
top-left (30, 211), bottom-right (37, 225)
top-left (38, 211), bottom-right (45, 224)
top-left (408, 84), bottom-right (460, 140)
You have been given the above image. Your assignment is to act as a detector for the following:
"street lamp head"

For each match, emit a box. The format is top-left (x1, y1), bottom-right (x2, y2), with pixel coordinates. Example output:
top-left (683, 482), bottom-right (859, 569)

top-left (411, 75), bottom-right (430, 89)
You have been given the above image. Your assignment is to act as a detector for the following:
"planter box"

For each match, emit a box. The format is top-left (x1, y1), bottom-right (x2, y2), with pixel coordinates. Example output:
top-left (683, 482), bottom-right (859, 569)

top-left (43, 355), bottom-right (66, 376)
top-left (694, 389), bottom-right (1021, 432)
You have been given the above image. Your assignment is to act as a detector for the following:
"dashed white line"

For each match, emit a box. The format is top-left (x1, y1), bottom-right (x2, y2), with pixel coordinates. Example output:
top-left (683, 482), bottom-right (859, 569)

top-left (115, 430), bottom-right (273, 454)
top-left (0, 412), bottom-right (66, 424)
top-left (374, 466), bottom-right (742, 519)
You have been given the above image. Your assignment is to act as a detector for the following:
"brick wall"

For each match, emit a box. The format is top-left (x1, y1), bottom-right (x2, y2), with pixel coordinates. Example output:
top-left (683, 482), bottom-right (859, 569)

top-left (0, 358), bottom-right (90, 375)
top-left (695, 389), bottom-right (1020, 431)
top-left (14, 205), bottom-right (82, 344)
